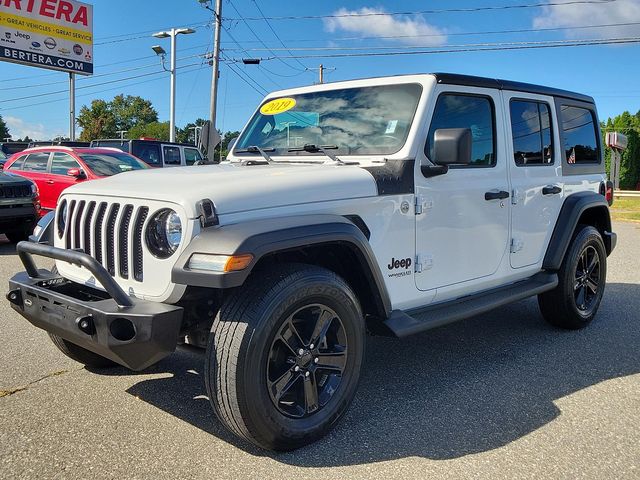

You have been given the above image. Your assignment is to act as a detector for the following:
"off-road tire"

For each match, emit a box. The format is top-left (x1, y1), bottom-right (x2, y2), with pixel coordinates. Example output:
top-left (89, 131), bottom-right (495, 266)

top-left (205, 263), bottom-right (365, 451)
top-left (48, 333), bottom-right (118, 369)
top-left (538, 225), bottom-right (607, 329)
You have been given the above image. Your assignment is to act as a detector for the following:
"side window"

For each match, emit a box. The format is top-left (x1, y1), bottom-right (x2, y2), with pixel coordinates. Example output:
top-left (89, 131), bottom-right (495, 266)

top-left (183, 148), bottom-right (202, 166)
top-left (426, 94), bottom-right (496, 167)
top-left (50, 152), bottom-right (81, 175)
top-left (163, 146), bottom-right (182, 165)
top-left (22, 152), bottom-right (50, 172)
top-left (560, 105), bottom-right (599, 164)
top-left (510, 100), bottom-right (553, 166)
top-left (8, 154), bottom-right (28, 170)
top-left (134, 144), bottom-right (161, 166)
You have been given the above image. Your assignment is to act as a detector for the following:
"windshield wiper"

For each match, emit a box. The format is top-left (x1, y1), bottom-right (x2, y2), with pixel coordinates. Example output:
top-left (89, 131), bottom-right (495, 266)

top-left (288, 144), bottom-right (346, 165)
top-left (234, 145), bottom-right (275, 164)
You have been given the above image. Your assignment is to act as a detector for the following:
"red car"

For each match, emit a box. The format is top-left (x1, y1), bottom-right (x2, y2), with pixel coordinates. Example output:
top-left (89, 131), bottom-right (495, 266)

top-left (4, 146), bottom-right (149, 215)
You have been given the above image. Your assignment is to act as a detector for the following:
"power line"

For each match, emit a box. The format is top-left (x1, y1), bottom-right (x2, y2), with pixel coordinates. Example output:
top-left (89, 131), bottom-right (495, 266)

top-left (245, 36), bottom-right (640, 60)
top-left (226, 0), bottom-right (618, 21)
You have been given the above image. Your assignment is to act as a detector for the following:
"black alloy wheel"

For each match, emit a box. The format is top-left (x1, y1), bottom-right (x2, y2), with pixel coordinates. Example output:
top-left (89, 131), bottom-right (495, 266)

top-left (573, 245), bottom-right (601, 313)
top-left (267, 304), bottom-right (348, 418)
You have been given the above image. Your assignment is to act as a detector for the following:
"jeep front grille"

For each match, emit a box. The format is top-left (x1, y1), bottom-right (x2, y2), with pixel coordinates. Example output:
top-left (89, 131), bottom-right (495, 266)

top-left (65, 200), bottom-right (149, 282)
top-left (0, 184), bottom-right (31, 198)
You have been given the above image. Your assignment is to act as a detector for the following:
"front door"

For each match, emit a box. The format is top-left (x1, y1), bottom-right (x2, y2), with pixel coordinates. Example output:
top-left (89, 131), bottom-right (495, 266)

top-left (505, 92), bottom-right (564, 269)
top-left (415, 87), bottom-right (510, 292)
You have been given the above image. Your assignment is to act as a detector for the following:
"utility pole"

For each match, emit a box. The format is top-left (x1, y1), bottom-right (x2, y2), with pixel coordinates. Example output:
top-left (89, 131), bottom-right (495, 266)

top-left (207, 0), bottom-right (223, 157)
top-left (69, 73), bottom-right (76, 141)
top-left (307, 64), bottom-right (335, 84)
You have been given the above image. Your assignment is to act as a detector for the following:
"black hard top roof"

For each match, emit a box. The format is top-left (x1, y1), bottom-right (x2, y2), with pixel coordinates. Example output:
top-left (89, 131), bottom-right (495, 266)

top-left (432, 73), bottom-right (594, 103)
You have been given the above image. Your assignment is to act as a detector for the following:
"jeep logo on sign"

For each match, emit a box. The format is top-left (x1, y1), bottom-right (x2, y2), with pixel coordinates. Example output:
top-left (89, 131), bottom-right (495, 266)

top-left (388, 257), bottom-right (412, 270)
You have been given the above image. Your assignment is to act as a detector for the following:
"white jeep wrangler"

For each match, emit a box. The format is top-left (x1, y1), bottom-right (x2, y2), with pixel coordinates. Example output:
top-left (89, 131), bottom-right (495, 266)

top-left (8, 73), bottom-right (616, 451)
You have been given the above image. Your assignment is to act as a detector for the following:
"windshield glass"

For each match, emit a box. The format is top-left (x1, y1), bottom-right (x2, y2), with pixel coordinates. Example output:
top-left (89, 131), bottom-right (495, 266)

top-left (235, 83), bottom-right (422, 157)
top-left (79, 152), bottom-right (149, 176)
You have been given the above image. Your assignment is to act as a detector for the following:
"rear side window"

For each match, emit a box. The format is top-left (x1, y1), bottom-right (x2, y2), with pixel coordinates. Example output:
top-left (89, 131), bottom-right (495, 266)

top-left (184, 148), bottom-right (202, 166)
top-left (22, 152), bottom-right (50, 172)
top-left (133, 144), bottom-right (161, 166)
top-left (510, 100), bottom-right (553, 166)
top-left (7, 154), bottom-right (27, 170)
top-left (560, 106), bottom-right (599, 164)
top-left (426, 94), bottom-right (496, 167)
top-left (51, 152), bottom-right (81, 175)
top-left (163, 146), bottom-right (181, 165)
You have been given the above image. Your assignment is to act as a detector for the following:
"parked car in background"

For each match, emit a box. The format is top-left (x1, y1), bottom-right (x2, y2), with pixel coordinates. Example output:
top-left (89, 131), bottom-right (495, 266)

top-left (0, 142), bottom-right (29, 169)
top-left (3, 146), bottom-right (148, 214)
top-left (0, 171), bottom-right (39, 243)
top-left (90, 138), bottom-right (205, 167)
top-left (28, 141), bottom-right (91, 148)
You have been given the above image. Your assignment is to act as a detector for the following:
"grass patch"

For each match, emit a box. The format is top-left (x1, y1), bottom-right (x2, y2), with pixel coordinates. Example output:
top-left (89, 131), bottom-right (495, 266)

top-left (611, 196), bottom-right (640, 222)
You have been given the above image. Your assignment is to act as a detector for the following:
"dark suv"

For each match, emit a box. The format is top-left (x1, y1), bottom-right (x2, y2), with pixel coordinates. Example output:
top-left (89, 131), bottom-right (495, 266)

top-left (0, 172), bottom-right (39, 243)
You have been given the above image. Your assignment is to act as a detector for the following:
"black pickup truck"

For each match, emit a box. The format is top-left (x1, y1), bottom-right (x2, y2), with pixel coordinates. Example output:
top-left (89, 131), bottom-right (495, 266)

top-left (0, 172), bottom-right (39, 243)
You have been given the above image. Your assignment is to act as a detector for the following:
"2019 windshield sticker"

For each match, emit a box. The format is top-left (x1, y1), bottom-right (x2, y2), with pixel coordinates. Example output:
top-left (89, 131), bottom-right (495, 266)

top-left (260, 98), bottom-right (296, 116)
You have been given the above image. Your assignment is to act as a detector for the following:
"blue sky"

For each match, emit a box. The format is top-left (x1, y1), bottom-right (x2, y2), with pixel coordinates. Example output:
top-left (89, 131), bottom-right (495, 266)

top-left (1, 0), bottom-right (639, 140)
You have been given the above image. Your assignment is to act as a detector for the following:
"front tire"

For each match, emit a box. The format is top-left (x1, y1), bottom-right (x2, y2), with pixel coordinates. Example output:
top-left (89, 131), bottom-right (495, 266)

top-left (205, 264), bottom-right (365, 451)
top-left (48, 333), bottom-right (118, 369)
top-left (538, 225), bottom-right (607, 329)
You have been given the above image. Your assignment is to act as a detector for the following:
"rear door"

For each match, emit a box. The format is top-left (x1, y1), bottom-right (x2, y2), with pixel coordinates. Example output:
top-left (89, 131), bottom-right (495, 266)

top-left (16, 152), bottom-right (51, 207)
top-left (505, 93), bottom-right (564, 269)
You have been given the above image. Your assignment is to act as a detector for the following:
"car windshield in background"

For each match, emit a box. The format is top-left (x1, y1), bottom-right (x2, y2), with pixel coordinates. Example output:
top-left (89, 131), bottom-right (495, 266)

top-left (79, 153), bottom-right (149, 176)
top-left (235, 83), bottom-right (423, 157)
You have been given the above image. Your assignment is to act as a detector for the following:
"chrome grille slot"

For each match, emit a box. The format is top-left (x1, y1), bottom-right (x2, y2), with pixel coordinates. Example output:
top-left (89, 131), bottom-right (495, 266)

top-left (132, 207), bottom-right (149, 282)
top-left (118, 205), bottom-right (134, 279)
top-left (105, 204), bottom-right (120, 276)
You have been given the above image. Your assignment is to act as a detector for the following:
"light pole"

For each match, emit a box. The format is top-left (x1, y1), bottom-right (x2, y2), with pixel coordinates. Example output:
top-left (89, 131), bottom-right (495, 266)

top-left (152, 27), bottom-right (195, 142)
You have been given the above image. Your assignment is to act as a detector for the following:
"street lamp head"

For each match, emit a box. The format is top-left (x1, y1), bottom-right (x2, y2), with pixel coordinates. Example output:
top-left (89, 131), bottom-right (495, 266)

top-left (152, 31), bottom-right (170, 39)
top-left (176, 28), bottom-right (196, 35)
top-left (151, 45), bottom-right (167, 56)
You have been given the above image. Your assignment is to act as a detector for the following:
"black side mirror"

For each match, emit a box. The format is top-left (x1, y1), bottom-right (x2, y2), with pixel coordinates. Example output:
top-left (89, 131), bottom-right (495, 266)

top-left (422, 128), bottom-right (472, 178)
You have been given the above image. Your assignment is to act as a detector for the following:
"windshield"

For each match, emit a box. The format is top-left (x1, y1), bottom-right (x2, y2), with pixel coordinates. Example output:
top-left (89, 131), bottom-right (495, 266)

top-left (235, 83), bottom-right (422, 157)
top-left (79, 152), bottom-right (149, 176)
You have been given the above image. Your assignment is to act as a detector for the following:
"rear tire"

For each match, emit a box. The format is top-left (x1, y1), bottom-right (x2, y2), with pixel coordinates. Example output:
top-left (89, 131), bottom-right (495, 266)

top-left (205, 264), bottom-right (365, 451)
top-left (538, 225), bottom-right (607, 329)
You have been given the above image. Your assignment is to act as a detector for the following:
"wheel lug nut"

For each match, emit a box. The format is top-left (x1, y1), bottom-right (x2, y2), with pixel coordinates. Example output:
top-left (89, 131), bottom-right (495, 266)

top-left (309, 343), bottom-right (315, 349)
top-left (294, 366), bottom-right (300, 372)
top-left (305, 371), bottom-right (310, 377)
top-left (314, 357), bottom-right (319, 363)
top-left (298, 348), bottom-right (304, 355)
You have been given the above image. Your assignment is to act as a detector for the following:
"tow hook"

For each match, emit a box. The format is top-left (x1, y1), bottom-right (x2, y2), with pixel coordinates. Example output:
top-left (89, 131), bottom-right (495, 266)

top-left (76, 315), bottom-right (96, 335)
top-left (6, 289), bottom-right (22, 308)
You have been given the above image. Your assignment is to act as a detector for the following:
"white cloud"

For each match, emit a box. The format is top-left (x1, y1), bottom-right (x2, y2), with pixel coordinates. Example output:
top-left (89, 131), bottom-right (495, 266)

top-left (3, 116), bottom-right (59, 141)
top-left (533, 0), bottom-right (640, 38)
top-left (324, 7), bottom-right (447, 46)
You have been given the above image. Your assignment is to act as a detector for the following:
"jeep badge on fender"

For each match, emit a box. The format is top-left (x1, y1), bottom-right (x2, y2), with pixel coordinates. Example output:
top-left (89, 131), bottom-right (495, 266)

top-left (7, 73), bottom-right (616, 452)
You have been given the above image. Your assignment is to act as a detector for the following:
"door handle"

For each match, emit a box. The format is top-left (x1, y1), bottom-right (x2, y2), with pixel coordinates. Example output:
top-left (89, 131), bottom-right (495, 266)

top-left (45, 180), bottom-right (54, 184)
top-left (484, 190), bottom-right (510, 201)
top-left (542, 185), bottom-right (562, 195)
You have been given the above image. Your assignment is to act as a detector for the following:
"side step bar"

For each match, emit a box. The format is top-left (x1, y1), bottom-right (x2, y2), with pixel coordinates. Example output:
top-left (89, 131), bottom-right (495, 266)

top-left (384, 272), bottom-right (558, 338)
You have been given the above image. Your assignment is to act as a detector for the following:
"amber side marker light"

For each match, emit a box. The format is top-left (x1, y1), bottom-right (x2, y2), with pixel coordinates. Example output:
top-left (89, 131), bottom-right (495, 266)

top-left (188, 253), bottom-right (254, 272)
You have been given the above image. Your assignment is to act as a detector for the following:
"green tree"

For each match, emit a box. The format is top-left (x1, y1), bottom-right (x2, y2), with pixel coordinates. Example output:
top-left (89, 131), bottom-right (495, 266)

top-left (0, 114), bottom-right (10, 140)
top-left (77, 99), bottom-right (116, 141)
top-left (128, 121), bottom-right (170, 141)
top-left (110, 94), bottom-right (158, 132)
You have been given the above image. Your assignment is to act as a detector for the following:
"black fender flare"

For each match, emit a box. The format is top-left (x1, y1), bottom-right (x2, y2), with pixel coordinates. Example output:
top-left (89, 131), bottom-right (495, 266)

top-left (172, 214), bottom-right (392, 317)
top-left (543, 191), bottom-right (614, 271)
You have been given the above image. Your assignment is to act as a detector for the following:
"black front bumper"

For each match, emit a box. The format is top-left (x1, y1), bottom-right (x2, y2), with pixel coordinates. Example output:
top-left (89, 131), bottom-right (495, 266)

top-left (7, 242), bottom-right (183, 371)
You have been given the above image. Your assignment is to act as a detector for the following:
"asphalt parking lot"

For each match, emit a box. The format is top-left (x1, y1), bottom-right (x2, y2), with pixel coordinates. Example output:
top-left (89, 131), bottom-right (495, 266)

top-left (0, 222), bottom-right (638, 480)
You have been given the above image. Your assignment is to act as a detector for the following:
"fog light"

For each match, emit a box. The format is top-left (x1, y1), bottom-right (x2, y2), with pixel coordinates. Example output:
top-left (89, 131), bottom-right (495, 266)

top-left (188, 253), bottom-right (253, 272)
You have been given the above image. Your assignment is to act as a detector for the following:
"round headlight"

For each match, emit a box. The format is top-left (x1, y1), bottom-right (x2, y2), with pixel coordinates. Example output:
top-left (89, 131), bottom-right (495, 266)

top-left (57, 200), bottom-right (67, 238)
top-left (146, 209), bottom-right (182, 259)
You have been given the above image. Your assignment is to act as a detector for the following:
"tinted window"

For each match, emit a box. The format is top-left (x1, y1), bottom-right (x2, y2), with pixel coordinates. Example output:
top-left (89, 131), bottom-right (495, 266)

top-left (510, 100), bottom-right (553, 166)
top-left (78, 153), bottom-right (149, 176)
top-left (163, 146), bottom-right (181, 165)
top-left (132, 144), bottom-right (160, 166)
top-left (7, 154), bottom-right (27, 170)
top-left (22, 152), bottom-right (50, 172)
top-left (426, 94), bottom-right (495, 166)
top-left (561, 106), bottom-right (599, 164)
top-left (184, 148), bottom-right (202, 166)
top-left (50, 152), bottom-right (80, 175)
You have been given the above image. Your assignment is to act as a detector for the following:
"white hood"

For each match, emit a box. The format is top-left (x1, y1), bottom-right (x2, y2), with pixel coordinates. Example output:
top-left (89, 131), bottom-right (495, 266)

top-left (64, 162), bottom-right (379, 217)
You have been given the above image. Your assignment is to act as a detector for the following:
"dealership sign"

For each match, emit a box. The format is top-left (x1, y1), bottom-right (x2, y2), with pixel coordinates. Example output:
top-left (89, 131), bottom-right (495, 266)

top-left (0, 0), bottom-right (93, 75)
